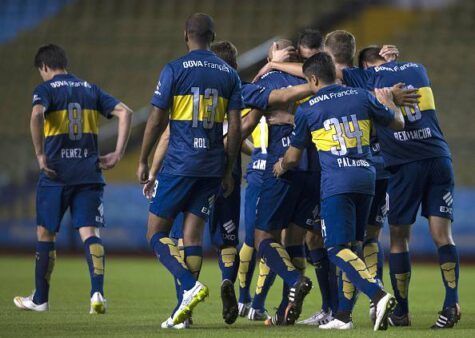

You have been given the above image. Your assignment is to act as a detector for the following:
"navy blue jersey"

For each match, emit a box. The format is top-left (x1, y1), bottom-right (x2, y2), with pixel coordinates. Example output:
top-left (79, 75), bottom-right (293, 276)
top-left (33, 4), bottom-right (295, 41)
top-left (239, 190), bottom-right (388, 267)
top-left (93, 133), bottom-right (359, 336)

top-left (32, 73), bottom-right (119, 186)
top-left (291, 84), bottom-right (395, 199)
top-left (343, 67), bottom-right (372, 90)
top-left (151, 49), bottom-right (243, 177)
top-left (366, 61), bottom-right (451, 167)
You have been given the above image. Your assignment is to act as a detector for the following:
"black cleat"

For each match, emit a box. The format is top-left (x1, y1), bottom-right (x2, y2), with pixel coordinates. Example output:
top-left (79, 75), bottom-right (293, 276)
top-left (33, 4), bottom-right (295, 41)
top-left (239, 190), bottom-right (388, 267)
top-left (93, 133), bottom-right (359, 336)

top-left (431, 304), bottom-right (461, 329)
top-left (264, 311), bottom-right (286, 326)
top-left (221, 279), bottom-right (239, 325)
top-left (284, 276), bottom-right (313, 325)
top-left (388, 312), bottom-right (411, 327)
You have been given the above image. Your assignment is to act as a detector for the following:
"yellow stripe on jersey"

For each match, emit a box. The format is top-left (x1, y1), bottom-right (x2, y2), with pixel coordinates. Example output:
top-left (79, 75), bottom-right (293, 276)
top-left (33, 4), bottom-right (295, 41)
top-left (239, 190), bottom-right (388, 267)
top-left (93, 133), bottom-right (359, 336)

top-left (44, 109), bottom-right (99, 137)
top-left (241, 108), bottom-right (252, 118)
top-left (311, 119), bottom-right (371, 152)
top-left (171, 94), bottom-right (227, 122)
top-left (251, 117), bottom-right (269, 151)
top-left (400, 86), bottom-right (435, 117)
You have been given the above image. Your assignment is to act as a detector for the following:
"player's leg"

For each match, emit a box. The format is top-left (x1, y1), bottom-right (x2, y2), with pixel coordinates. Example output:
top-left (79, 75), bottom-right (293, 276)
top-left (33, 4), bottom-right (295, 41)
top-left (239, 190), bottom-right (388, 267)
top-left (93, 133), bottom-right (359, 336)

top-left (14, 185), bottom-right (64, 312)
top-left (249, 259), bottom-right (275, 320)
top-left (423, 157), bottom-right (460, 329)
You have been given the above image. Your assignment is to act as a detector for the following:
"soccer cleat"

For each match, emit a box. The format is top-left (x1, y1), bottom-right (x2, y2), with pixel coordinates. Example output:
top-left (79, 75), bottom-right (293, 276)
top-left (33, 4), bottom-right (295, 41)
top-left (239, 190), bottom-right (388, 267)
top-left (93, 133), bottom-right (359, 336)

top-left (430, 304), bottom-right (461, 329)
top-left (221, 279), bottom-right (238, 325)
top-left (369, 301), bottom-right (376, 324)
top-left (298, 309), bottom-right (333, 325)
top-left (90, 292), bottom-right (107, 314)
top-left (238, 302), bottom-right (251, 317)
top-left (172, 281), bottom-right (209, 325)
top-left (284, 276), bottom-right (313, 325)
top-left (374, 293), bottom-right (397, 331)
top-left (13, 293), bottom-right (48, 312)
top-left (161, 317), bottom-right (190, 329)
top-left (264, 311), bottom-right (286, 326)
top-left (319, 318), bottom-right (353, 330)
top-left (388, 312), bottom-right (411, 327)
top-left (248, 307), bottom-right (270, 321)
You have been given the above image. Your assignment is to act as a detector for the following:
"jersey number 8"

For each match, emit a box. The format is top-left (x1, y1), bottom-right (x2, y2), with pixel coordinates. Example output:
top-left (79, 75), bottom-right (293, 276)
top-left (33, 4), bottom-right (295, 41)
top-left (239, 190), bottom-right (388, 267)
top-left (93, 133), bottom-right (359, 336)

top-left (191, 87), bottom-right (218, 129)
top-left (67, 102), bottom-right (83, 141)
top-left (323, 114), bottom-right (363, 156)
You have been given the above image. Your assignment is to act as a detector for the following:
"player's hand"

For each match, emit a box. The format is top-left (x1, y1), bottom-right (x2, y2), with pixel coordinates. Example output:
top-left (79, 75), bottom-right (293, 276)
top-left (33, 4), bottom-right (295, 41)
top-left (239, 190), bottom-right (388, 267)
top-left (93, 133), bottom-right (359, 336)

top-left (221, 174), bottom-right (235, 198)
top-left (273, 158), bottom-right (286, 177)
top-left (391, 82), bottom-right (420, 106)
top-left (271, 43), bottom-right (297, 63)
top-left (379, 45), bottom-right (399, 62)
top-left (252, 63), bottom-right (272, 83)
top-left (37, 154), bottom-right (57, 179)
top-left (374, 87), bottom-right (395, 106)
top-left (268, 111), bottom-right (294, 125)
top-left (137, 162), bottom-right (149, 184)
top-left (142, 176), bottom-right (156, 200)
top-left (99, 151), bottom-right (121, 170)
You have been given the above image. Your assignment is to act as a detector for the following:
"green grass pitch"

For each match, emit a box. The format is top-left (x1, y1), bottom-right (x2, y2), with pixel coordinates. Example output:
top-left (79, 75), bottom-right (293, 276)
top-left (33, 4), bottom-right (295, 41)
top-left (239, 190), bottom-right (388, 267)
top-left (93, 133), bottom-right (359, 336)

top-left (1, 255), bottom-right (474, 337)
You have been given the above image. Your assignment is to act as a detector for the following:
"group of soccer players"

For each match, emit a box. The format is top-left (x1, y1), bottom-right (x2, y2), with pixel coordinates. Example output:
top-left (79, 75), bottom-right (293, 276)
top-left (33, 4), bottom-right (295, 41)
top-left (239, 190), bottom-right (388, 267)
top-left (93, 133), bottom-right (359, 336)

top-left (15, 11), bottom-right (460, 332)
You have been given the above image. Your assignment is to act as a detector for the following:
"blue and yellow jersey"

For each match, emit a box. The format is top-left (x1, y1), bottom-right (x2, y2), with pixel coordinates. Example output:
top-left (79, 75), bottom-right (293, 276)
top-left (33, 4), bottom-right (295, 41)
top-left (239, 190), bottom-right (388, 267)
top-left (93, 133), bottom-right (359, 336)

top-left (32, 73), bottom-right (119, 186)
top-left (291, 84), bottom-right (395, 199)
top-left (343, 67), bottom-right (389, 179)
top-left (151, 49), bottom-right (243, 177)
top-left (366, 61), bottom-right (451, 167)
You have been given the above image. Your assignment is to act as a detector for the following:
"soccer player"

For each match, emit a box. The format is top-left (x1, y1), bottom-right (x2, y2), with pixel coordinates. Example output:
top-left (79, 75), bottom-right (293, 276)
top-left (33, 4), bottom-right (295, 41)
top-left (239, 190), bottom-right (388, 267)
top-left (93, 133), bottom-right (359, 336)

top-left (14, 44), bottom-right (133, 314)
top-left (361, 49), bottom-right (461, 329)
top-left (275, 52), bottom-right (404, 331)
top-left (136, 13), bottom-right (243, 327)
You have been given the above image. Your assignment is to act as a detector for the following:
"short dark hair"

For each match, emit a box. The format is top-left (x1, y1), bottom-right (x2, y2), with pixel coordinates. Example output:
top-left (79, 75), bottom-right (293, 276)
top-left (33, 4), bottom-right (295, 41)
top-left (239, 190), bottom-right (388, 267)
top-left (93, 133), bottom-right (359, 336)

top-left (34, 44), bottom-right (68, 70)
top-left (302, 52), bottom-right (336, 84)
top-left (358, 45), bottom-right (385, 68)
top-left (211, 40), bottom-right (238, 69)
top-left (324, 30), bottom-right (355, 66)
top-left (185, 13), bottom-right (215, 44)
top-left (297, 28), bottom-right (323, 50)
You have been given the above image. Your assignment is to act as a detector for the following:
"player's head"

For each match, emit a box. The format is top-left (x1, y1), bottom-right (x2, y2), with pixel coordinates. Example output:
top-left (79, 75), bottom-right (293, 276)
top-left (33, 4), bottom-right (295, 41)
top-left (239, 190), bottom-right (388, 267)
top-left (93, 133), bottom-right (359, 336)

top-left (302, 52), bottom-right (336, 92)
top-left (211, 40), bottom-right (238, 70)
top-left (184, 13), bottom-right (215, 48)
top-left (268, 38), bottom-right (298, 62)
top-left (324, 30), bottom-right (356, 67)
top-left (358, 45), bottom-right (386, 69)
top-left (297, 28), bottom-right (323, 62)
top-left (34, 44), bottom-right (68, 81)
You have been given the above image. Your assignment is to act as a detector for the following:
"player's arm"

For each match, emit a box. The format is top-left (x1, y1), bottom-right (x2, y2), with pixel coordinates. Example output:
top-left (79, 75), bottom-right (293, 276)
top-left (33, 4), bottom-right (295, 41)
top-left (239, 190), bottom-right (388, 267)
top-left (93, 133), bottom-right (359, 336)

top-left (241, 139), bottom-right (253, 156)
top-left (222, 108), bottom-right (242, 197)
top-left (274, 146), bottom-right (303, 177)
top-left (100, 102), bottom-right (133, 170)
top-left (391, 82), bottom-right (421, 106)
top-left (30, 104), bottom-right (56, 179)
top-left (254, 61), bottom-right (304, 82)
top-left (143, 125), bottom-right (170, 199)
top-left (241, 109), bottom-right (264, 140)
top-left (374, 88), bottom-right (405, 130)
top-left (268, 83), bottom-right (312, 107)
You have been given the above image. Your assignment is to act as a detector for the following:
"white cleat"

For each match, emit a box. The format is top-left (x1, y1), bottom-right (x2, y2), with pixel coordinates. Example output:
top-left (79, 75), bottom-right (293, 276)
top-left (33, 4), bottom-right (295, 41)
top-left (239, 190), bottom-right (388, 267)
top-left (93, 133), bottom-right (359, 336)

top-left (13, 294), bottom-right (48, 312)
top-left (247, 307), bottom-right (270, 321)
top-left (90, 292), bottom-right (107, 314)
top-left (161, 317), bottom-right (190, 329)
top-left (172, 281), bottom-right (209, 325)
top-left (238, 302), bottom-right (251, 317)
top-left (369, 301), bottom-right (376, 324)
top-left (374, 293), bottom-right (397, 331)
top-left (319, 318), bottom-right (353, 330)
top-left (298, 309), bottom-right (333, 325)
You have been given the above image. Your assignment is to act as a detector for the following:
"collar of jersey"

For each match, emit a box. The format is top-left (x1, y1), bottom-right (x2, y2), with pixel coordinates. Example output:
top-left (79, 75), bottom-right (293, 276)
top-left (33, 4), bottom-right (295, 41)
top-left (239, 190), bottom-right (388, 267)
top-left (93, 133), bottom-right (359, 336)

top-left (316, 83), bottom-right (340, 95)
top-left (51, 73), bottom-right (74, 80)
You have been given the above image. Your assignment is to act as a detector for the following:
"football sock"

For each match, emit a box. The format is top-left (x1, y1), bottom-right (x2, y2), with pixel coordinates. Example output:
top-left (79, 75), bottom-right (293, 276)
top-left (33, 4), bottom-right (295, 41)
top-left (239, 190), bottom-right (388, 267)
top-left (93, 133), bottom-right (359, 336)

top-left (328, 263), bottom-right (339, 313)
top-left (251, 259), bottom-right (276, 311)
top-left (277, 245), bottom-right (306, 315)
top-left (150, 232), bottom-right (195, 291)
top-left (327, 246), bottom-right (382, 303)
top-left (184, 245), bottom-right (203, 279)
top-left (33, 241), bottom-right (56, 304)
top-left (84, 236), bottom-right (105, 297)
top-left (238, 243), bottom-right (256, 303)
top-left (309, 248), bottom-right (331, 312)
top-left (338, 270), bottom-right (357, 314)
top-left (218, 246), bottom-right (239, 283)
top-left (258, 239), bottom-right (300, 287)
top-left (363, 238), bottom-right (384, 282)
top-left (389, 252), bottom-right (411, 316)
top-left (438, 244), bottom-right (459, 308)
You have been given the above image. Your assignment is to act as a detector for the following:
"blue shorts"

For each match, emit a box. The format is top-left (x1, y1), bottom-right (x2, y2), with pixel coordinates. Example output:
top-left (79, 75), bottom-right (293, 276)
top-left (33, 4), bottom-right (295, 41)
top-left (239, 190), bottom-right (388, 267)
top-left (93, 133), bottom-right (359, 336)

top-left (209, 177), bottom-right (241, 247)
top-left (150, 173), bottom-right (221, 221)
top-left (321, 193), bottom-right (373, 248)
top-left (255, 171), bottom-right (320, 232)
top-left (36, 184), bottom-right (104, 233)
top-left (387, 157), bottom-right (454, 225)
top-left (243, 180), bottom-right (262, 246)
top-left (367, 179), bottom-right (388, 228)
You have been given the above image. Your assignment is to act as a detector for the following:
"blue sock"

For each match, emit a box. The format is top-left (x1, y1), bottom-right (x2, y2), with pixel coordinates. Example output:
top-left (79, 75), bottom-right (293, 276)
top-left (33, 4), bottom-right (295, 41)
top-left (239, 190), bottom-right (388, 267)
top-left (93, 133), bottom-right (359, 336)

top-left (238, 243), bottom-right (256, 303)
top-left (337, 269), bottom-right (358, 313)
top-left (251, 259), bottom-right (276, 311)
top-left (219, 246), bottom-right (239, 283)
top-left (363, 239), bottom-right (384, 282)
top-left (309, 248), bottom-right (331, 311)
top-left (328, 262), bottom-right (339, 313)
top-left (327, 246), bottom-right (383, 303)
top-left (33, 241), bottom-right (56, 304)
top-left (389, 252), bottom-right (411, 316)
top-left (150, 232), bottom-right (196, 291)
top-left (258, 239), bottom-right (300, 287)
top-left (276, 245), bottom-right (306, 314)
top-left (438, 244), bottom-right (459, 308)
top-left (84, 236), bottom-right (105, 297)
